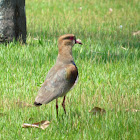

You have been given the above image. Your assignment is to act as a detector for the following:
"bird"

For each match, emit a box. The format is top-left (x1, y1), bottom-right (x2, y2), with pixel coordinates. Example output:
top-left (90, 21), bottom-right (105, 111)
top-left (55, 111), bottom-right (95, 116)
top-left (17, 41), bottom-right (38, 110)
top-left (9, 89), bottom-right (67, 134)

top-left (34, 34), bottom-right (82, 116)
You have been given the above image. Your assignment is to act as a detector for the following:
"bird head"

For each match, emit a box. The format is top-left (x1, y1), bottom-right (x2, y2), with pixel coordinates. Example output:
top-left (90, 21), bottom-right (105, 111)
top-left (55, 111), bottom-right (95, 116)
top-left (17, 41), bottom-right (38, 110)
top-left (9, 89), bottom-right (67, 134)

top-left (57, 34), bottom-right (82, 61)
top-left (58, 34), bottom-right (82, 48)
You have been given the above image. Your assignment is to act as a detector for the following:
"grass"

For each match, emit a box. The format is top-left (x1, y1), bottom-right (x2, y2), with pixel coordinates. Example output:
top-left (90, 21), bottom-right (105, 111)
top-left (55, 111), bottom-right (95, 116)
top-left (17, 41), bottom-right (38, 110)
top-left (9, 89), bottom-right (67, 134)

top-left (0, 0), bottom-right (140, 139)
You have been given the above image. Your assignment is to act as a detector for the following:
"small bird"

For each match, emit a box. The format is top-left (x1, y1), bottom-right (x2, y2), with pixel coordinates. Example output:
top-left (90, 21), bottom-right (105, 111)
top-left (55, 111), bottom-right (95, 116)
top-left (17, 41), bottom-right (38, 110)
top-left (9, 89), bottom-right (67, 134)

top-left (34, 34), bottom-right (82, 116)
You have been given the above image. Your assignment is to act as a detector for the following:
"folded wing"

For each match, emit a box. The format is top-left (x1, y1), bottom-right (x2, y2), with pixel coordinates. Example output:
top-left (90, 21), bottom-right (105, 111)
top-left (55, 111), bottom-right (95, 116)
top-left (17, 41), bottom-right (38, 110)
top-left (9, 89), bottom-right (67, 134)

top-left (35, 64), bottom-right (78, 104)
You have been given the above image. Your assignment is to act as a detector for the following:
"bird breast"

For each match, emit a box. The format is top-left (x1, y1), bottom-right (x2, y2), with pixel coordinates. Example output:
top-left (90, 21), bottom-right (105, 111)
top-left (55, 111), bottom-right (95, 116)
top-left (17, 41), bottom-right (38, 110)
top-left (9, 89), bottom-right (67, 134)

top-left (66, 64), bottom-right (78, 84)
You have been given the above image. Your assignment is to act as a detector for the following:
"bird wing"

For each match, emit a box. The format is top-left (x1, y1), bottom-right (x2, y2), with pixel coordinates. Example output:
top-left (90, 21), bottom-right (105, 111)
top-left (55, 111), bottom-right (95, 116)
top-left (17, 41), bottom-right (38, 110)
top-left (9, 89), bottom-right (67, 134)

top-left (35, 64), bottom-right (78, 104)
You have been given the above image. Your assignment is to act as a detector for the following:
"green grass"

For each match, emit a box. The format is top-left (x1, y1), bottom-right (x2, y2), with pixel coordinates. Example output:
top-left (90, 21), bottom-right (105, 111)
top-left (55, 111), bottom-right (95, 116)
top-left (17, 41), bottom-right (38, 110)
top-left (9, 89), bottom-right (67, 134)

top-left (0, 0), bottom-right (140, 139)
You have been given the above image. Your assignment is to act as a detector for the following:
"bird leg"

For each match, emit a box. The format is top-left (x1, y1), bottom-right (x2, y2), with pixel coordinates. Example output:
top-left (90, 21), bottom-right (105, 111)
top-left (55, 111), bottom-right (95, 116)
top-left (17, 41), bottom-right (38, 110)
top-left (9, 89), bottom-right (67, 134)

top-left (56, 99), bottom-right (58, 117)
top-left (62, 96), bottom-right (66, 114)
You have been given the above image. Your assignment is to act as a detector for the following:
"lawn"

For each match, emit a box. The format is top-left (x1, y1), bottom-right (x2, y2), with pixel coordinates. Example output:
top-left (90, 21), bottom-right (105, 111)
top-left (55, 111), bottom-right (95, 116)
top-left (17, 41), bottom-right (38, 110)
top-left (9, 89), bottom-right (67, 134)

top-left (0, 0), bottom-right (140, 139)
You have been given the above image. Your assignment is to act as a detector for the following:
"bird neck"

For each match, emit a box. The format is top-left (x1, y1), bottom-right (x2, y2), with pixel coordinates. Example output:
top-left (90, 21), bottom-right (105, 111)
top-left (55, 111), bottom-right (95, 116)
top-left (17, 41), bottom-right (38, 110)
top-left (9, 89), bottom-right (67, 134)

top-left (57, 45), bottom-right (74, 64)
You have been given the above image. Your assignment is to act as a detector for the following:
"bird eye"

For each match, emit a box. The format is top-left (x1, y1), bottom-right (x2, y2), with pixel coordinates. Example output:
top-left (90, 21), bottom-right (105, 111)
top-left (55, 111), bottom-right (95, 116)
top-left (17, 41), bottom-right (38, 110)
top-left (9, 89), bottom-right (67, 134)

top-left (69, 36), bottom-right (74, 40)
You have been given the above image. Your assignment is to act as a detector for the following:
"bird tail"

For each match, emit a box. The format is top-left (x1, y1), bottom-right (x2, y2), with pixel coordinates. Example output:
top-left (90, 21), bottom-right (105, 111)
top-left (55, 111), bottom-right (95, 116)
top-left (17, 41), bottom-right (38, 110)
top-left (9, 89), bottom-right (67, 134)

top-left (34, 101), bottom-right (42, 106)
